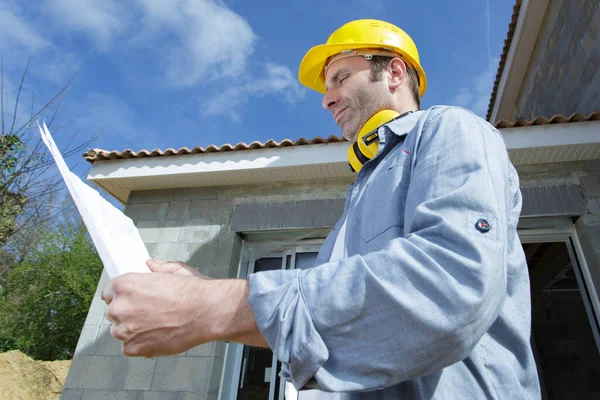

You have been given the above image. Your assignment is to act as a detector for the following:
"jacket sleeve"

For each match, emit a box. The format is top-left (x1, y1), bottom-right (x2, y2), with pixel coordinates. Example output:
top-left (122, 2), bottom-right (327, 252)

top-left (248, 107), bottom-right (512, 392)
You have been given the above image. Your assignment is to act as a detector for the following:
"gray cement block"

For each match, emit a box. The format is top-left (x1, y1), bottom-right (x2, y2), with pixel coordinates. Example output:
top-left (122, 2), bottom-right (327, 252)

top-left (82, 356), bottom-right (156, 390)
top-left (125, 203), bottom-right (169, 223)
top-left (81, 390), bottom-right (138, 400)
top-left (179, 225), bottom-right (221, 244)
top-left (138, 226), bottom-right (181, 243)
top-left (574, 218), bottom-right (600, 318)
top-left (123, 358), bottom-right (158, 390)
top-left (166, 201), bottom-right (191, 223)
top-left (60, 389), bottom-right (84, 400)
top-left (74, 324), bottom-right (100, 356)
top-left (587, 197), bottom-right (600, 215)
top-left (95, 324), bottom-right (123, 356)
top-left (185, 241), bottom-right (218, 270)
top-left (150, 357), bottom-right (212, 392)
top-left (585, 160), bottom-right (600, 176)
top-left (188, 199), bottom-right (232, 225)
top-left (63, 356), bottom-right (91, 389)
top-left (174, 187), bottom-right (219, 201)
top-left (129, 190), bottom-right (175, 204)
top-left (180, 393), bottom-right (203, 400)
top-left (186, 341), bottom-right (226, 358)
top-left (153, 242), bottom-right (187, 262)
top-left (579, 175), bottom-right (600, 197)
top-left (198, 264), bottom-right (230, 279)
top-left (145, 243), bottom-right (157, 258)
top-left (208, 357), bottom-right (224, 394)
top-left (216, 234), bottom-right (238, 272)
top-left (135, 391), bottom-right (183, 400)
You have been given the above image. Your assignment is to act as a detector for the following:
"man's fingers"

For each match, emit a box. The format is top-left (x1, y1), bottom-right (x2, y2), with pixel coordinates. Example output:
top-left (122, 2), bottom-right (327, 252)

top-left (147, 258), bottom-right (179, 273)
top-left (104, 303), bottom-right (121, 324)
top-left (146, 258), bottom-right (172, 272)
top-left (101, 281), bottom-right (114, 304)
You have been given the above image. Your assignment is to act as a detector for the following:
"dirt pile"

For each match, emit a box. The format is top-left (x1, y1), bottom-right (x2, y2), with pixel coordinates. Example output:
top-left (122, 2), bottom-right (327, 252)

top-left (0, 351), bottom-right (71, 400)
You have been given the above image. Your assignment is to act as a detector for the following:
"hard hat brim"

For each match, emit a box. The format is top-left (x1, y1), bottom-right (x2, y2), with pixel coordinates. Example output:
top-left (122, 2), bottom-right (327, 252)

top-left (298, 42), bottom-right (427, 97)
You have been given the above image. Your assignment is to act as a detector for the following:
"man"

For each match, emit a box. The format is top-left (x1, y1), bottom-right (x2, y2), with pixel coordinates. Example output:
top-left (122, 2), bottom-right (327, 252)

top-left (102, 19), bottom-right (541, 399)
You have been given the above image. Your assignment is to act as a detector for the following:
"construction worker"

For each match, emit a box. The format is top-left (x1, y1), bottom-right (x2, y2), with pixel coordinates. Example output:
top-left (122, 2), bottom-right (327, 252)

top-left (102, 19), bottom-right (542, 399)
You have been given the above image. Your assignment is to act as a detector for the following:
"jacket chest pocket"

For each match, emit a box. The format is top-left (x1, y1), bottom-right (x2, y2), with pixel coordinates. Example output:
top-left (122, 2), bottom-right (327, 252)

top-left (355, 154), bottom-right (411, 243)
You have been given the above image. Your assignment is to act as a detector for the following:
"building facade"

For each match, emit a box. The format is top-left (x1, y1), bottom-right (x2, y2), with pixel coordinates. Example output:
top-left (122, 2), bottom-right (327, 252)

top-left (61, 0), bottom-right (600, 398)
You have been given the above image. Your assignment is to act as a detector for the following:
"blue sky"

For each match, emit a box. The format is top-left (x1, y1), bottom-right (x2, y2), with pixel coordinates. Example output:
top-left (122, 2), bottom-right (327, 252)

top-left (1, 0), bottom-right (515, 174)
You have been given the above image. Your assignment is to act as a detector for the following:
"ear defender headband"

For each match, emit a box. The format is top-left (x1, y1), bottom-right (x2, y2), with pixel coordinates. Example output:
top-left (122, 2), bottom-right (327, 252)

top-left (348, 110), bottom-right (413, 173)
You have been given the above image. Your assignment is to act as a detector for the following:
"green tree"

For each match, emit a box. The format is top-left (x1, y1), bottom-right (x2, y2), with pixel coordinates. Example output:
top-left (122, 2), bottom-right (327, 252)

top-left (0, 220), bottom-right (102, 360)
top-left (0, 58), bottom-right (95, 254)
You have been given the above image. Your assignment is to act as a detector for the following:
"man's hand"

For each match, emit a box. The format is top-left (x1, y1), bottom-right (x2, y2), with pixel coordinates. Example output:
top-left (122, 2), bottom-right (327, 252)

top-left (101, 259), bottom-right (268, 358)
top-left (146, 258), bottom-right (209, 278)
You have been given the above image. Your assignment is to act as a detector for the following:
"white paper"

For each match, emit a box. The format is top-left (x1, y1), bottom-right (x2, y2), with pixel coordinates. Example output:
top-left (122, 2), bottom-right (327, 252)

top-left (286, 382), bottom-right (298, 400)
top-left (285, 382), bottom-right (347, 400)
top-left (39, 122), bottom-right (151, 278)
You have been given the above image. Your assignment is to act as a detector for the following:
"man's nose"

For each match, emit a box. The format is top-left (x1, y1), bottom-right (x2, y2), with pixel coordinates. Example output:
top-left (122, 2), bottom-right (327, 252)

top-left (322, 89), bottom-right (338, 110)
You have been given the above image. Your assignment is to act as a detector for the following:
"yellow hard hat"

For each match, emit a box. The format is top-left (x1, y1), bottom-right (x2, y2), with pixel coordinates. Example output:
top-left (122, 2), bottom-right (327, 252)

top-left (298, 19), bottom-right (427, 97)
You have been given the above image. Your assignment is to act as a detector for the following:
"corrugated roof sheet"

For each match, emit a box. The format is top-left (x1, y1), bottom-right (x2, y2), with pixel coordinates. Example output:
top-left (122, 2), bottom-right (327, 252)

top-left (486, 0), bottom-right (523, 121)
top-left (84, 112), bottom-right (600, 163)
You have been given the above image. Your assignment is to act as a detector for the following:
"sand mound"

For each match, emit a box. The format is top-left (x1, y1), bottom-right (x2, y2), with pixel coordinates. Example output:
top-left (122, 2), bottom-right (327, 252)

top-left (0, 351), bottom-right (71, 400)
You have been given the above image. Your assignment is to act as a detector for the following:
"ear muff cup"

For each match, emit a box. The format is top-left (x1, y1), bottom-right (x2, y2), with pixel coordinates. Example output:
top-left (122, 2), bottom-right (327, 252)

top-left (347, 110), bottom-right (400, 173)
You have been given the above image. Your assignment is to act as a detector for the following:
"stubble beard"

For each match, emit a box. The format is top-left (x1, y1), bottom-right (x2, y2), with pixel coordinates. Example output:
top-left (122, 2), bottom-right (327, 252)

top-left (340, 89), bottom-right (388, 143)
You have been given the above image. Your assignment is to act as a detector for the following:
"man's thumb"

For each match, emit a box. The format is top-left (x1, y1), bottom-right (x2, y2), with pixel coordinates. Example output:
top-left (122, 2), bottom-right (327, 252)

top-left (146, 258), bottom-right (169, 272)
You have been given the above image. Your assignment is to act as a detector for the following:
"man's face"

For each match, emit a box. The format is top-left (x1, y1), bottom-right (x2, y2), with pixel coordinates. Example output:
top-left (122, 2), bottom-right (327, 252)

top-left (322, 56), bottom-right (390, 142)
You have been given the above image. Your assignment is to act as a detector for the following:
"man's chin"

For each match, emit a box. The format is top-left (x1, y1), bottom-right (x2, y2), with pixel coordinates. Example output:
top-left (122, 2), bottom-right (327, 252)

top-left (342, 132), bottom-right (358, 142)
top-left (340, 126), bottom-right (358, 142)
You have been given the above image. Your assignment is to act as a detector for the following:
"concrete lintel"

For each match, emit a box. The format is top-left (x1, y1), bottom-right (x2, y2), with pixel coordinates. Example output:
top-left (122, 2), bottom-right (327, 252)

top-left (232, 199), bottom-right (344, 232)
top-left (521, 184), bottom-right (585, 218)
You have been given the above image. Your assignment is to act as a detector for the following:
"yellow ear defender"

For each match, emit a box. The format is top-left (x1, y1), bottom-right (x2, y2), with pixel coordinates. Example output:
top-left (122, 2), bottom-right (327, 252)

top-left (348, 110), bottom-right (401, 173)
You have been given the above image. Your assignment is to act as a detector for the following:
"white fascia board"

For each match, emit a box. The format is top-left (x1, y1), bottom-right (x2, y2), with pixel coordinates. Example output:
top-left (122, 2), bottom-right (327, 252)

top-left (88, 141), bottom-right (350, 180)
top-left (502, 120), bottom-right (600, 149)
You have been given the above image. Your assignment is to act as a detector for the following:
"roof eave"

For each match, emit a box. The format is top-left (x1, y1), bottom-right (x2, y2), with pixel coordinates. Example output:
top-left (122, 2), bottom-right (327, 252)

top-left (487, 0), bottom-right (551, 123)
top-left (88, 120), bottom-right (600, 204)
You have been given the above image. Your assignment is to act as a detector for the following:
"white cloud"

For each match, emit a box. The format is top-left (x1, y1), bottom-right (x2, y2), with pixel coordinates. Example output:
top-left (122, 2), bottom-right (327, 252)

top-left (0, 4), bottom-right (49, 55)
top-left (43, 0), bottom-right (127, 51)
top-left (0, 2), bottom-right (81, 89)
top-left (202, 63), bottom-right (306, 120)
top-left (450, 60), bottom-right (498, 118)
top-left (37, 52), bottom-right (82, 84)
top-left (38, 0), bottom-right (258, 88)
top-left (3, 0), bottom-right (303, 122)
top-left (136, 0), bottom-right (257, 87)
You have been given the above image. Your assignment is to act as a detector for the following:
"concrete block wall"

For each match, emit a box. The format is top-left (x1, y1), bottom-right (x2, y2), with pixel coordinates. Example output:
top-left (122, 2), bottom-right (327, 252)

top-left (514, 0), bottom-right (600, 119)
top-left (517, 160), bottom-right (600, 303)
top-left (63, 159), bottom-right (600, 398)
top-left (61, 177), bottom-right (352, 399)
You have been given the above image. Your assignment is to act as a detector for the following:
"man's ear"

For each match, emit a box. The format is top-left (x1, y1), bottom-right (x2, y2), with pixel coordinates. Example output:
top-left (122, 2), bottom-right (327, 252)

top-left (388, 58), bottom-right (407, 90)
